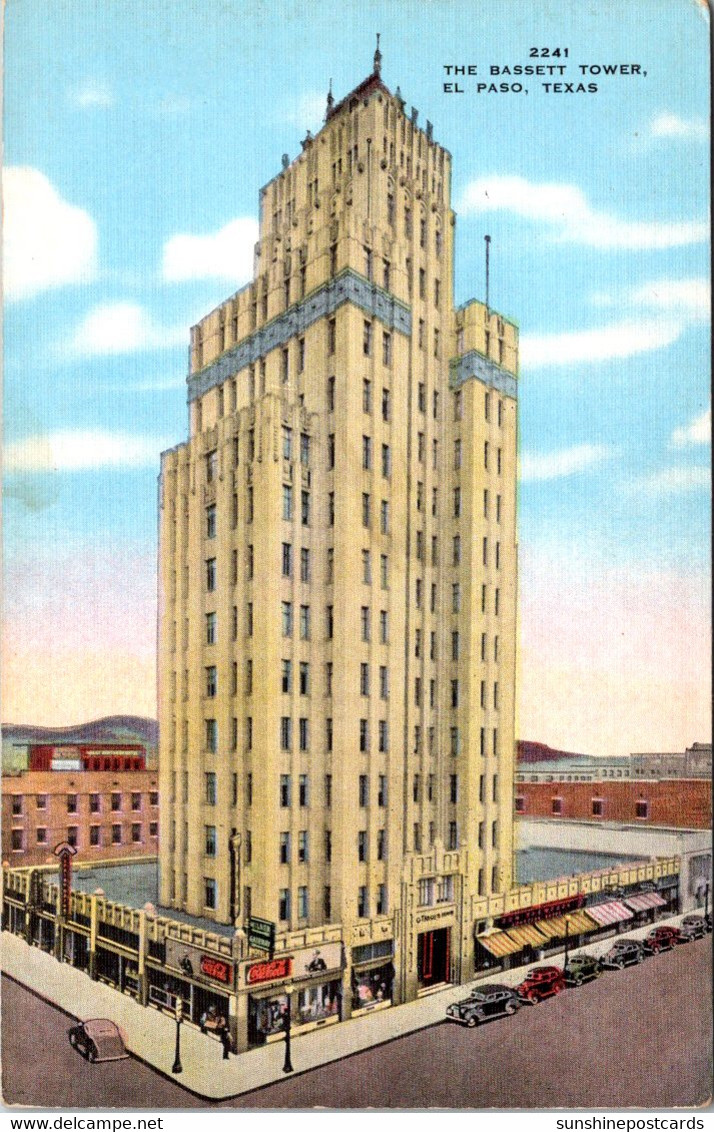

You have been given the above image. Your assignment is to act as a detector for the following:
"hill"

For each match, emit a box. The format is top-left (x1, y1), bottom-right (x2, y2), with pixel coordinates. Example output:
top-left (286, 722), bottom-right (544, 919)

top-left (2, 716), bottom-right (158, 772)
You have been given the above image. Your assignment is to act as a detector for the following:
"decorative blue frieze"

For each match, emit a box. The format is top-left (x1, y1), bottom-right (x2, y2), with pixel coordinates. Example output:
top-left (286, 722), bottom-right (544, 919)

top-left (449, 349), bottom-right (518, 400)
top-left (187, 269), bottom-right (412, 402)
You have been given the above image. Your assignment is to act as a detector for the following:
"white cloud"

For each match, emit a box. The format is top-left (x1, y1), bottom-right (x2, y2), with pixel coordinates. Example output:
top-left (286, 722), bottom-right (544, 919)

top-left (629, 466), bottom-right (710, 495)
top-left (519, 444), bottom-right (611, 482)
top-left (283, 90), bottom-right (328, 129)
top-left (5, 430), bottom-right (171, 473)
top-left (69, 81), bottom-right (114, 108)
top-left (520, 318), bottom-right (682, 368)
top-left (3, 167), bottom-right (98, 301)
top-left (650, 113), bottom-right (708, 142)
top-left (162, 217), bottom-right (258, 284)
top-left (458, 174), bottom-right (708, 249)
top-left (66, 301), bottom-right (186, 357)
top-left (671, 407), bottom-right (711, 448)
top-left (68, 302), bottom-right (187, 357)
top-left (626, 278), bottom-right (711, 320)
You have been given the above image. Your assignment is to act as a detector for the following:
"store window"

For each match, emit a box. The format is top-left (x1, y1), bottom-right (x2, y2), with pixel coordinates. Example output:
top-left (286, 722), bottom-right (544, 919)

top-left (297, 981), bottom-right (340, 1026)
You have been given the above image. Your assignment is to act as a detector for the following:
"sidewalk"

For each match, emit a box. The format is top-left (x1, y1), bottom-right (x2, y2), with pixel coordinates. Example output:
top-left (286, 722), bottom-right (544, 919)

top-left (0, 912), bottom-right (699, 1101)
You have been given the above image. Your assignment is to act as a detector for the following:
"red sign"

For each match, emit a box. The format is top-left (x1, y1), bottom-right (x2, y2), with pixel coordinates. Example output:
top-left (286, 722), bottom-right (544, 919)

top-left (53, 841), bottom-right (77, 918)
top-left (246, 957), bottom-right (292, 985)
top-left (497, 893), bottom-right (584, 929)
top-left (199, 955), bottom-right (233, 984)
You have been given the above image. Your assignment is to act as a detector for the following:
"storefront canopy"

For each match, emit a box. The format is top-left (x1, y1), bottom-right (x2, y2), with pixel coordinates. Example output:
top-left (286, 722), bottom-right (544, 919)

top-left (476, 931), bottom-right (522, 957)
top-left (535, 910), bottom-right (599, 938)
top-left (623, 892), bottom-right (667, 913)
top-left (504, 923), bottom-right (549, 949)
top-left (585, 900), bottom-right (634, 927)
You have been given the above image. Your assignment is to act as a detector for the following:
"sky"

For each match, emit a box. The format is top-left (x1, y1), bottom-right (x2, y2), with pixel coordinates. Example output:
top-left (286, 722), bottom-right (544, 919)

top-left (3, 0), bottom-right (710, 757)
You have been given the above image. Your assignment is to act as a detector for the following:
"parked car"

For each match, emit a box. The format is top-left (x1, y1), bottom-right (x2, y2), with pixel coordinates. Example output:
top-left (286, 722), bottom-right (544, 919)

top-left (68, 1019), bottom-right (128, 1063)
top-left (679, 916), bottom-right (707, 941)
top-left (564, 954), bottom-right (602, 986)
top-left (445, 984), bottom-right (521, 1026)
top-left (643, 928), bottom-right (676, 954)
top-left (652, 924), bottom-right (686, 948)
top-left (515, 966), bottom-right (565, 1004)
top-left (600, 940), bottom-right (647, 969)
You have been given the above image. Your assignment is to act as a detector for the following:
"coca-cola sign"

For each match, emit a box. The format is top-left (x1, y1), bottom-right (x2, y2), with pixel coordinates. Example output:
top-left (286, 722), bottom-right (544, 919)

top-left (200, 955), bottom-right (233, 984)
top-left (246, 957), bottom-right (292, 985)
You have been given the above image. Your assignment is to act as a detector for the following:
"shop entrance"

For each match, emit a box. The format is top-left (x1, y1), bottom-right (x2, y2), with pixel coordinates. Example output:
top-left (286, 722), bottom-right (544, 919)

top-left (417, 927), bottom-right (450, 988)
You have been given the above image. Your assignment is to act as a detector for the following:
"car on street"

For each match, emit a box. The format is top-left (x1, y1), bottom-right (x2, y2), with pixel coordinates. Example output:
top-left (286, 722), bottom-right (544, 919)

top-left (564, 954), bottom-right (602, 986)
top-left (68, 1019), bottom-right (129, 1063)
top-left (679, 916), bottom-right (707, 941)
top-left (600, 940), bottom-right (647, 969)
top-left (445, 984), bottom-right (521, 1026)
top-left (643, 928), bottom-right (677, 954)
top-left (515, 966), bottom-right (565, 1004)
top-left (651, 924), bottom-right (686, 948)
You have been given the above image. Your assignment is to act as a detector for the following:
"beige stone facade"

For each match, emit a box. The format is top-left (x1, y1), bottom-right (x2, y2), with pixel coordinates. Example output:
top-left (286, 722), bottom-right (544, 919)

top-left (158, 56), bottom-right (519, 1003)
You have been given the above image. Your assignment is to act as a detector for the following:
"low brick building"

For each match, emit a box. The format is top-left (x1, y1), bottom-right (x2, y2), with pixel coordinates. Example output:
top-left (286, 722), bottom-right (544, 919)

top-left (2, 770), bottom-right (159, 866)
top-left (514, 778), bottom-right (711, 829)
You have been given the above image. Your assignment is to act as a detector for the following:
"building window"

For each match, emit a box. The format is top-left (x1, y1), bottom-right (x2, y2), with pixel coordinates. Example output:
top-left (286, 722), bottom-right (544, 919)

top-left (327, 375), bottom-right (336, 410)
top-left (65, 793), bottom-right (78, 814)
top-left (382, 387), bottom-right (391, 422)
top-left (283, 484), bottom-right (293, 522)
top-left (552, 797), bottom-right (563, 816)
top-left (88, 825), bottom-right (100, 847)
top-left (363, 379), bottom-right (372, 414)
top-left (362, 493), bottom-right (371, 528)
top-left (280, 716), bottom-right (292, 751)
top-left (206, 449), bottom-right (218, 482)
top-left (299, 604), bottom-right (311, 640)
top-left (359, 774), bottom-right (369, 807)
top-left (206, 504), bottom-right (216, 539)
top-left (204, 878), bottom-right (216, 910)
top-left (382, 332), bottom-right (392, 366)
top-left (112, 824), bottom-right (122, 845)
top-left (281, 658), bottom-right (292, 694)
top-left (357, 886), bottom-right (368, 918)
top-left (205, 772), bottom-right (217, 805)
top-left (380, 500), bottom-right (389, 534)
top-left (378, 720), bottom-right (389, 752)
top-left (297, 831), bottom-right (309, 863)
top-left (299, 661), bottom-right (310, 696)
top-left (300, 547), bottom-right (310, 582)
top-left (110, 792), bottom-right (121, 812)
top-left (379, 610), bottom-right (388, 643)
top-left (206, 718), bottom-right (218, 752)
top-left (131, 792), bottom-right (141, 812)
top-left (363, 320), bottom-right (372, 356)
top-left (297, 886), bottom-right (308, 920)
top-left (282, 601), bottom-right (293, 637)
top-left (282, 542), bottom-right (293, 578)
top-left (635, 800), bottom-right (649, 820)
top-left (358, 831), bottom-right (367, 862)
top-left (280, 832), bottom-right (291, 864)
top-left (592, 798), bottom-right (604, 817)
top-left (301, 490), bottom-right (310, 526)
top-left (299, 718), bottom-right (309, 751)
top-left (515, 795), bottom-right (525, 814)
top-left (360, 662), bottom-right (370, 697)
top-left (299, 774), bottom-right (308, 807)
top-left (326, 604), bottom-right (334, 638)
top-left (450, 775), bottom-right (458, 804)
top-left (206, 558), bottom-right (217, 592)
top-left (205, 665), bottom-right (217, 698)
top-left (448, 821), bottom-right (458, 850)
top-left (206, 611), bottom-right (217, 645)
top-left (280, 775), bottom-right (291, 807)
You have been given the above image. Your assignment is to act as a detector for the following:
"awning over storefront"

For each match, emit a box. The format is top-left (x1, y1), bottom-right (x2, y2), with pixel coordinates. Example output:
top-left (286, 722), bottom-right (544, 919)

top-left (585, 900), bottom-right (634, 927)
top-left (476, 931), bottom-right (522, 957)
top-left (623, 892), bottom-right (667, 913)
top-left (504, 924), bottom-right (549, 949)
top-left (535, 910), bottom-right (599, 938)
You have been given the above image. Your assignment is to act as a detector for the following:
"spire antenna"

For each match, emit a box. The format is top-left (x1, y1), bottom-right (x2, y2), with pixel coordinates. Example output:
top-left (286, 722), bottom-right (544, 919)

top-left (373, 33), bottom-right (382, 76)
top-left (484, 234), bottom-right (491, 314)
top-left (325, 77), bottom-right (334, 119)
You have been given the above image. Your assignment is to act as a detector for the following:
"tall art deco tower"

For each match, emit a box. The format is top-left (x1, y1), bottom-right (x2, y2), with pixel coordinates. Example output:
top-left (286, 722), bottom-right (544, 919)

top-left (159, 44), bottom-right (519, 999)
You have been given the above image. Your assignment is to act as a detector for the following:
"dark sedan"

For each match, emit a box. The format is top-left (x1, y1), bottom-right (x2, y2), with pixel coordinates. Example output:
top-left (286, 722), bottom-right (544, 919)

top-left (600, 940), bottom-right (647, 969)
top-left (446, 984), bottom-right (521, 1026)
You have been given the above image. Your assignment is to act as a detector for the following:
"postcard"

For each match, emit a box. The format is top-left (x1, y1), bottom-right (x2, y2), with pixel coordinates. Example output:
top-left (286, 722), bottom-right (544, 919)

top-left (2, 0), bottom-right (711, 1115)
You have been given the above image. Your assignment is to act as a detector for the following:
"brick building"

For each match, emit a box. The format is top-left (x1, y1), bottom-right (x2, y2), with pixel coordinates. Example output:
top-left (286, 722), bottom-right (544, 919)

top-left (515, 778), bottom-right (711, 830)
top-left (2, 770), bottom-right (159, 866)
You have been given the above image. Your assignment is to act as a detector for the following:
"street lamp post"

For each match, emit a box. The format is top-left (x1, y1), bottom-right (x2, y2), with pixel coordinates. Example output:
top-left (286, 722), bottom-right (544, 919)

top-left (282, 985), bottom-right (294, 1074)
top-left (563, 914), bottom-right (572, 970)
top-left (172, 1000), bottom-right (183, 1074)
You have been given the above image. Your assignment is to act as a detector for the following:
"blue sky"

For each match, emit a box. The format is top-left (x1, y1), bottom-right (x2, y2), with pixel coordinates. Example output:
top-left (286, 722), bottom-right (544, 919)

top-left (3, 0), bottom-right (710, 754)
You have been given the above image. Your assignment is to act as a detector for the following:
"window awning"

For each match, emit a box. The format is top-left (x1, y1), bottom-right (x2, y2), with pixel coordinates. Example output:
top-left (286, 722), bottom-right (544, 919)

top-left (535, 910), bottom-right (599, 938)
top-left (585, 900), bottom-right (634, 926)
top-left (476, 931), bottom-right (522, 957)
top-left (623, 892), bottom-right (667, 913)
top-left (504, 924), bottom-right (549, 949)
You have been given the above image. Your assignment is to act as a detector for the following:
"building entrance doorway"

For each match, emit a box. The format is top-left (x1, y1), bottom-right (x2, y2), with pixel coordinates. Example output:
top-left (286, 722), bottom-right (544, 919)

top-left (417, 927), bottom-right (450, 988)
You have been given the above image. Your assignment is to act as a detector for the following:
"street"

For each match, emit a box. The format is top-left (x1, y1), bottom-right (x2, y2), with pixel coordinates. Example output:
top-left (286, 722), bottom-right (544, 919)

top-left (2, 936), bottom-right (711, 1109)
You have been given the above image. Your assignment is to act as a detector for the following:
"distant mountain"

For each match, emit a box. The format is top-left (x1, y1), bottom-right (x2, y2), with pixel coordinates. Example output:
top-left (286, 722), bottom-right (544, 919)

top-left (517, 740), bottom-right (592, 764)
top-left (2, 716), bottom-right (158, 773)
top-left (3, 715), bottom-right (158, 746)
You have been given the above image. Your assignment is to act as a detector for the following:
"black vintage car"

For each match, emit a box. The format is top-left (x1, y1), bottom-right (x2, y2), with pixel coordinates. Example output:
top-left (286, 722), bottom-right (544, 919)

top-left (68, 1019), bottom-right (128, 1063)
top-left (680, 915), bottom-right (708, 941)
top-left (446, 984), bottom-right (521, 1026)
top-left (599, 940), bottom-right (647, 969)
top-left (563, 954), bottom-right (602, 986)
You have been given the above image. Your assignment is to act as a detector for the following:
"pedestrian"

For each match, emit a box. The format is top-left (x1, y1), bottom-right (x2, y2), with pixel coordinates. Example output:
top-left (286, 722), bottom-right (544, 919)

top-left (219, 1022), bottom-right (233, 1060)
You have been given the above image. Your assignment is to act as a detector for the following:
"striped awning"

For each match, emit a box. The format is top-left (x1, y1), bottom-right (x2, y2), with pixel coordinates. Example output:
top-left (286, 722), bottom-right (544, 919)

top-left (504, 923), bottom-right (549, 949)
top-left (585, 900), bottom-right (634, 926)
top-left (476, 931), bottom-right (522, 957)
top-left (535, 911), bottom-right (600, 938)
top-left (624, 892), bottom-right (667, 913)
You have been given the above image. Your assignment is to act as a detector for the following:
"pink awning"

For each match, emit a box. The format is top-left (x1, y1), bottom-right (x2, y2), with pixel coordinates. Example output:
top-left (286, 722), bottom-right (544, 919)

top-left (624, 892), bottom-right (667, 912)
top-left (585, 900), bottom-right (634, 926)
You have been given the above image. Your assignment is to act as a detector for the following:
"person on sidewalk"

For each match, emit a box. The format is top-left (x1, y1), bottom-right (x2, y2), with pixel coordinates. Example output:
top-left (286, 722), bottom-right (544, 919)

top-left (219, 1022), bottom-right (233, 1060)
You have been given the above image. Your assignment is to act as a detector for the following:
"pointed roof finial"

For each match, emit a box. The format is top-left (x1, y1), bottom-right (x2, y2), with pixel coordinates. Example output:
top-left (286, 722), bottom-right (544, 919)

top-left (373, 32), bottom-right (382, 76)
top-left (326, 77), bottom-right (334, 114)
